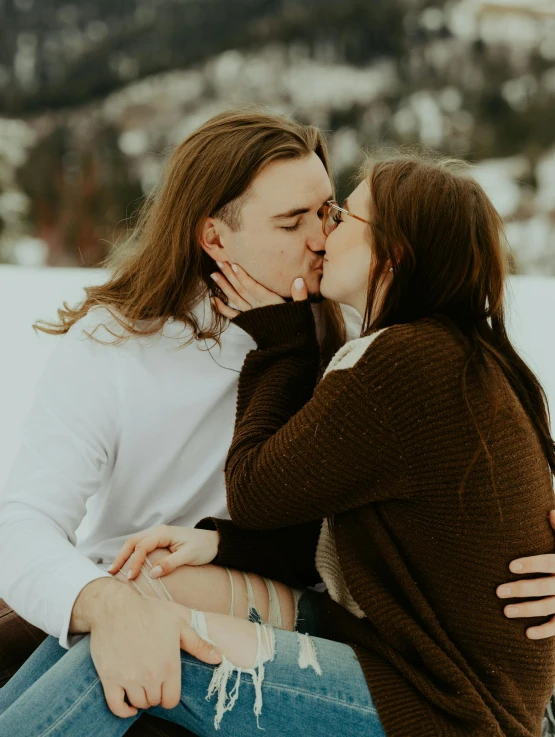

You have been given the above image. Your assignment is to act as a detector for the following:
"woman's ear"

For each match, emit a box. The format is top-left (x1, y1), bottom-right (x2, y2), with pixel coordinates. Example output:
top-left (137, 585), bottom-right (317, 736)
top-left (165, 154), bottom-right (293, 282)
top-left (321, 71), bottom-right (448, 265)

top-left (199, 217), bottom-right (228, 262)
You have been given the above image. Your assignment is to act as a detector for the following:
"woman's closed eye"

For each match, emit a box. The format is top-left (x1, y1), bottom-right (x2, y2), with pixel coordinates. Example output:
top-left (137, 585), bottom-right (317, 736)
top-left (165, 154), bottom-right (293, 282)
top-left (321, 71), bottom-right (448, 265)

top-left (282, 222), bottom-right (301, 232)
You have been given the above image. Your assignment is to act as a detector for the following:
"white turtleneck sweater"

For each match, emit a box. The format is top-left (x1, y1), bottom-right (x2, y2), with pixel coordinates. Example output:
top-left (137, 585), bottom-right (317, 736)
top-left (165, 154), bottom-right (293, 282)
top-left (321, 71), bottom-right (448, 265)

top-left (0, 303), bottom-right (259, 649)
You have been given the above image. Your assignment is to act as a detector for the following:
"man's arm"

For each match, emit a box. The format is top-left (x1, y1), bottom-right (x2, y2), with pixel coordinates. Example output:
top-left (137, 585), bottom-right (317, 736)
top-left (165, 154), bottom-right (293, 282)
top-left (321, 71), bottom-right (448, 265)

top-left (0, 316), bottom-right (119, 648)
top-left (69, 578), bottom-right (126, 635)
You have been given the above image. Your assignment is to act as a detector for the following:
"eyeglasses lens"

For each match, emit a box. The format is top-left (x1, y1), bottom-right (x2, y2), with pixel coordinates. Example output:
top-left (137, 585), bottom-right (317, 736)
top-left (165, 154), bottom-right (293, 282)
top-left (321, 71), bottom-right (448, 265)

top-left (324, 204), bottom-right (338, 236)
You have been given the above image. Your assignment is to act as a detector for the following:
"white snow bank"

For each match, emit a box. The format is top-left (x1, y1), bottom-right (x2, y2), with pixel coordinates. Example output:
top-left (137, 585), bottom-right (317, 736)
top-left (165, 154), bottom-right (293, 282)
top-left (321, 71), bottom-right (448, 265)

top-left (0, 266), bottom-right (554, 488)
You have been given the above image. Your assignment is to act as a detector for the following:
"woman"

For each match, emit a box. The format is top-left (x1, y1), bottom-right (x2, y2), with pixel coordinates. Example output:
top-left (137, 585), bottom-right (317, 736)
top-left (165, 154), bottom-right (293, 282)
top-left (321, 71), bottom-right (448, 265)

top-left (1, 150), bottom-right (554, 737)
top-left (119, 150), bottom-right (555, 735)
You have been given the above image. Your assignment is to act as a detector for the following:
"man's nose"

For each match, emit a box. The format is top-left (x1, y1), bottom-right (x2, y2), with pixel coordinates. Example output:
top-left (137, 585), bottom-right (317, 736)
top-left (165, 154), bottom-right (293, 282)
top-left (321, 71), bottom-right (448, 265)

top-left (307, 228), bottom-right (327, 253)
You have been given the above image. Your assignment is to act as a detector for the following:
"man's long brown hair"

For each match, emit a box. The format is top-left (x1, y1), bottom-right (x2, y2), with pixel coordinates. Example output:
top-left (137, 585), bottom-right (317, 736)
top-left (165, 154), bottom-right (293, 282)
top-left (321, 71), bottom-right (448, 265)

top-left (35, 109), bottom-right (345, 364)
top-left (361, 149), bottom-right (555, 481)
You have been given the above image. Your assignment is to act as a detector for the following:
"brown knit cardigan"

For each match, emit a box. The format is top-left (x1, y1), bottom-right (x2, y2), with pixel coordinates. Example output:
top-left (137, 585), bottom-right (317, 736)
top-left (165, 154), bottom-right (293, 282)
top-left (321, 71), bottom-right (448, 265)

top-left (198, 301), bottom-right (555, 737)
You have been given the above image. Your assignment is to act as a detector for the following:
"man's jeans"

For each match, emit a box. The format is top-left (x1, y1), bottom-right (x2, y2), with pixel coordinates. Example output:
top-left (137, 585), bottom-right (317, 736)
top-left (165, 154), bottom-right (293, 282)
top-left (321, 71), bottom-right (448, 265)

top-left (0, 592), bottom-right (385, 737)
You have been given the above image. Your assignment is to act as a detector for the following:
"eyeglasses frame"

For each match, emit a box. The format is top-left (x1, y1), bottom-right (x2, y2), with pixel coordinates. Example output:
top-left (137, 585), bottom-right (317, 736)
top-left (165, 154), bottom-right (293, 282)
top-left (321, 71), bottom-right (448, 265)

top-left (322, 200), bottom-right (371, 236)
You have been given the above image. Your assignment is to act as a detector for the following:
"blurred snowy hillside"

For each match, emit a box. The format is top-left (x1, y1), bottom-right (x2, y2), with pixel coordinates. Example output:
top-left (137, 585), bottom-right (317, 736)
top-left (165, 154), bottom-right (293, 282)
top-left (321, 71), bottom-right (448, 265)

top-left (0, 0), bottom-right (554, 272)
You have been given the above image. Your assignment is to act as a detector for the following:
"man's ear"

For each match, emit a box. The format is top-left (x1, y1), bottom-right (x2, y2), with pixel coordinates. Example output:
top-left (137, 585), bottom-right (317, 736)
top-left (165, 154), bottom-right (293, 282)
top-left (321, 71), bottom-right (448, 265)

top-left (199, 218), bottom-right (229, 263)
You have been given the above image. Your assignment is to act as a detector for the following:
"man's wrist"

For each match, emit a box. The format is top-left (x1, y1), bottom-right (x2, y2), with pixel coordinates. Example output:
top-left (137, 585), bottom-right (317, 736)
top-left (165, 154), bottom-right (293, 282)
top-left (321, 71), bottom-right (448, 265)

top-left (70, 577), bottom-right (134, 635)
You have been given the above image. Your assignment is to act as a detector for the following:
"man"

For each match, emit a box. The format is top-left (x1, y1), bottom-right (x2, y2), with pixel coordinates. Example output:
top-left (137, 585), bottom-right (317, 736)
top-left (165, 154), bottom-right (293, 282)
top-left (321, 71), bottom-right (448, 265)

top-left (0, 109), bottom-right (344, 736)
top-left (0, 109), bottom-right (554, 737)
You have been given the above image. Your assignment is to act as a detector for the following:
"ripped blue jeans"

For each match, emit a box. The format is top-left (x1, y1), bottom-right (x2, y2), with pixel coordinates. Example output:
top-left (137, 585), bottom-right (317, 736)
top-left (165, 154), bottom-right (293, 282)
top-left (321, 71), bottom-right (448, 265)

top-left (0, 590), bottom-right (385, 737)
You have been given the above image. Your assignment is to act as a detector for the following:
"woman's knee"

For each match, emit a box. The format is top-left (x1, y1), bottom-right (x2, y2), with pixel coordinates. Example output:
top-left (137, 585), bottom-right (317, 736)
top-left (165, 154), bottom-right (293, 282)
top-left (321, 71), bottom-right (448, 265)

top-left (114, 547), bottom-right (299, 631)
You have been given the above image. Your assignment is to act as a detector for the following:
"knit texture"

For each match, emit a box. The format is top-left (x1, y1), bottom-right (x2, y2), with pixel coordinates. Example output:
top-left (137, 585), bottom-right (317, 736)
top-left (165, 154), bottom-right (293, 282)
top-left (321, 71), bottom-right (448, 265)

top-left (217, 301), bottom-right (555, 737)
top-left (315, 330), bottom-right (389, 620)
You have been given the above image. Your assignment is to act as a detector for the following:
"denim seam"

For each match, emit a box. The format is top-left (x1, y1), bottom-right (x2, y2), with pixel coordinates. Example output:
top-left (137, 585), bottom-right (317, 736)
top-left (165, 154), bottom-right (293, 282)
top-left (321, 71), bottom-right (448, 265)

top-left (38, 676), bottom-right (102, 736)
top-left (255, 680), bottom-right (379, 715)
top-left (183, 659), bottom-right (378, 716)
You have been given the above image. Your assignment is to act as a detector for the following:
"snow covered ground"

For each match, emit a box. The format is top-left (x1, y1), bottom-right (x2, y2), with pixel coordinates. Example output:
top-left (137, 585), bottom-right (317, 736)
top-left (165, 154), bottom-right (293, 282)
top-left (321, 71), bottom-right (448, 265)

top-left (0, 265), bottom-right (554, 488)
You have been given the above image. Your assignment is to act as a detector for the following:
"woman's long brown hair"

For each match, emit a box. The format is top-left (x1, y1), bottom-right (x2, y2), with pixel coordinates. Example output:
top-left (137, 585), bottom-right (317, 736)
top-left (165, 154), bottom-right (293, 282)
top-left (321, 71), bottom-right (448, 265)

top-left (361, 148), bottom-right (555, 481)
top-left (34, 109), bottom-right (345, 365)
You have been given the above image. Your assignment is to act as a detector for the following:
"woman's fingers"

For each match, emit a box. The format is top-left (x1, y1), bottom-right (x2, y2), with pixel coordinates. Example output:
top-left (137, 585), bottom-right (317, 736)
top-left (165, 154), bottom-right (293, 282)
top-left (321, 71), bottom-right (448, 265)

top-left (125, 537), bottom-right (164, 579)
top-left (210, 261), bottom-right (298, 312)
top-left (212, 296), bottom-right (239, 319)
top-left (497, 576), bottom-right (555, 599)
top-left (210, 272), bottom-right (251, 312)
top-left (549, 510), bottom-right (555, 531)
top-left (110, 535), bottom-right (161, 580)
top-left (150, 549), bottom-right (192, 578)
top-left (216, 262), bottom-right (257, 306)
top-left (291, 277), bottom-right (307, 302)
top-left (109, 525), bottom-right (185, 576)
top-left (108, 537), bottom-right (142, 575)
top-left (226, 263), bottom-right (284, 307)
top-left (526, 615), bottom-right (555, 640)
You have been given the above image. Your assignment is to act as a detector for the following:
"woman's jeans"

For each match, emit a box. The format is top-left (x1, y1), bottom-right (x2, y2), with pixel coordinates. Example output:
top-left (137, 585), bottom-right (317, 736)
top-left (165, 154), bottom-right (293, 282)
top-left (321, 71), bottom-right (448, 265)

top-left (0, 591), bottom-right (385, 737)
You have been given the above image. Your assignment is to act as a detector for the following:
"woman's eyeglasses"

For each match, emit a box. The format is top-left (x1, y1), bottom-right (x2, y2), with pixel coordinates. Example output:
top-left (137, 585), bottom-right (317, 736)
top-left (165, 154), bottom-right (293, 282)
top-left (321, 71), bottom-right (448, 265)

top-left (322, 200), bottom-right (371, 236)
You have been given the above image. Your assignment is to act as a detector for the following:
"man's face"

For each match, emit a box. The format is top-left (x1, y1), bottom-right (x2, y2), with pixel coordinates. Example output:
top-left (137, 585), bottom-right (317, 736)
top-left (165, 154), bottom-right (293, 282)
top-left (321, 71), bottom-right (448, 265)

top-left (213, 153), bottom-right (333, 298)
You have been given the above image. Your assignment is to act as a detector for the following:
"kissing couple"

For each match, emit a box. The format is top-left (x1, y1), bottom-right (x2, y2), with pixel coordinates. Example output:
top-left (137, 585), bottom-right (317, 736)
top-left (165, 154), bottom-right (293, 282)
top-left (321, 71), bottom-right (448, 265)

top-left (1, 109), bottom-right (555, 737)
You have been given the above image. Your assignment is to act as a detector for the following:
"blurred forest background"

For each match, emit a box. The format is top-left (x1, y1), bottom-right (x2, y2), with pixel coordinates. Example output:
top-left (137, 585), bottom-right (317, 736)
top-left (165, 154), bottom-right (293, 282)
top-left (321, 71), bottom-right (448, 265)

top-left (0, 0), bottom-right (554, 273)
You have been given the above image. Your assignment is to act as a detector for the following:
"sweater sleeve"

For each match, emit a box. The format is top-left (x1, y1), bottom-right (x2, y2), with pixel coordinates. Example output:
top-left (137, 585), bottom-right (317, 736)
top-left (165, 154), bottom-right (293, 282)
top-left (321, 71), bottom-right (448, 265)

top-left (0, 318), bottom-right (118, 649)
top-left (226, 301), bottom-right (408, 530)
top-left (196, 517), bottom-right (322, 588)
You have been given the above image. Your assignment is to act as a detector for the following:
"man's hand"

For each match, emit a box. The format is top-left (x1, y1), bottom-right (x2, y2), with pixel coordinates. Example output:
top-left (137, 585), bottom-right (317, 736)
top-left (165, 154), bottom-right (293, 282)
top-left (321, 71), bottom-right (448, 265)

top-left (496, 509), bottom-right (555, 640)
top-left (71, 579), bottom-right (221, 717)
